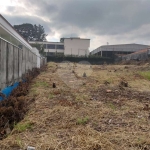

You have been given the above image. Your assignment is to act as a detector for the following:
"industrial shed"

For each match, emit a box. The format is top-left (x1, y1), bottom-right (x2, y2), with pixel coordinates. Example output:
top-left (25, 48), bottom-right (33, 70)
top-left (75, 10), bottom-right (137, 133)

top-left (91, 44), bottom-right (149, 58)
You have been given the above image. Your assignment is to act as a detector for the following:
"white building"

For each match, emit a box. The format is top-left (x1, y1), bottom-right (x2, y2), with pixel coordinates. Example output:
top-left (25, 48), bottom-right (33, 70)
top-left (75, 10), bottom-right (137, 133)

top-left (29, 41), bottom-right (64, 56)
top-left (61, 37), bottom-right (90, 56)
top-left (29, 37), bottom-right (90, 57)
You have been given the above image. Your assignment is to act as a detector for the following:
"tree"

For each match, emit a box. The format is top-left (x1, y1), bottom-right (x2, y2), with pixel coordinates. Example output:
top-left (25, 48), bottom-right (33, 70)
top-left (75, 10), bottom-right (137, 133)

top-left (14, 23), bottom-right (47, 41)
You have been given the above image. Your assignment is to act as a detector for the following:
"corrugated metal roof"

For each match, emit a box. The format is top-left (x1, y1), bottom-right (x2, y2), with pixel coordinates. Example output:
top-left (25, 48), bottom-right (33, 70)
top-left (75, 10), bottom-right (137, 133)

top-left (91, 44), bottom-right (149, 54)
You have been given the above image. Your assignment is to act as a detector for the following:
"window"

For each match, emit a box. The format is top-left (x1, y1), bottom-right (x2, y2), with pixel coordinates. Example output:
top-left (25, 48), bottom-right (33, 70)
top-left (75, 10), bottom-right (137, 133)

top-left (56, 45), bottom-right (64, 49)
top-left (47, 44), bottom-right (55, 49)
top-left (57, 52), bottom-right (64, 56)
top-left (47, 52), bottom-right (55, 56)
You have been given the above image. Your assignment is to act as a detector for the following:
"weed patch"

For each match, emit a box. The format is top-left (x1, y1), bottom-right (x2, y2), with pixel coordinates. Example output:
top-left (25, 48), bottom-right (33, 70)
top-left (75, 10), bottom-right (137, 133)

top-left (16, 136), bottom-right (23, 148)
top-left (107, 102), bottom-right (116, 110)
top-left (76, 116), bottom-right (89, 125)
top-left (139, 71), bottom-right (150, 80)
top-left (14, 122), bottom-right (33, 132)
top-left (48, 93), bottom-right (54, 99)
top-left (33, 81), bottom-right (49, 87)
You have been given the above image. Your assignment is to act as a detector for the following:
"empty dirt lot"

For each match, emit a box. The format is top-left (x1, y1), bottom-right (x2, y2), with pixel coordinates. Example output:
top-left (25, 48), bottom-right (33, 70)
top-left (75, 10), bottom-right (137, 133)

top-left (0, 62), bottom-right (150, 150)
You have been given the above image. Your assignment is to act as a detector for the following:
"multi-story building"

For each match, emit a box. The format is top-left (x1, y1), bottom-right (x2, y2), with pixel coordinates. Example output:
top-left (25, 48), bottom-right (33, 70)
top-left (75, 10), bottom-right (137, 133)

top-left (29, 37), bottom-right (90, 57)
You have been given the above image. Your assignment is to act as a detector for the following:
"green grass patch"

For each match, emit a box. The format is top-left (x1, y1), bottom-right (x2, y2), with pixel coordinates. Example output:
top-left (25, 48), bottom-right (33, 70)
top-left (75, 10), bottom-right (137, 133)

top-left (33, 81), bottom-right (49, 87)
top-left (107, 102), bottom-right (116, 110)
top-left (104, 77), bottom-right (114, 84)
top-left (77, 116), bottom-right (89, 125)
top-left (48, 93), bottom-right (54, 99)
top-left (139, 71), bottom-right (150, 80)
top-left (14, 122), bottom-right (33, 132)
top-left (16, 136), bottom-right (23, 148)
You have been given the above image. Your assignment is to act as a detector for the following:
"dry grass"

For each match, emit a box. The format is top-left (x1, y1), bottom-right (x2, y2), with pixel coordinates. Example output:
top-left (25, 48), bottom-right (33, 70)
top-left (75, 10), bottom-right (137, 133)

top-left (0, 62), bottom-right (150, 150)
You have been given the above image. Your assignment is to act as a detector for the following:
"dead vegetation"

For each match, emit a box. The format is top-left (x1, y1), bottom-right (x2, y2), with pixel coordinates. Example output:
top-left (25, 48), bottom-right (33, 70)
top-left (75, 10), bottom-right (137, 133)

top-left (0, 62), bottom-right (150, 150)
top-left (0, 67), bottom-right (47, 140)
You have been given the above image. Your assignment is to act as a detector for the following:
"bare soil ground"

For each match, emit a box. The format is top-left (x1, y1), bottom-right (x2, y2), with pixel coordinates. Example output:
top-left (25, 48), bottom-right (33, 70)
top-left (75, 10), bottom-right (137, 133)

top-left (0, 62), bottom-right (150, 150)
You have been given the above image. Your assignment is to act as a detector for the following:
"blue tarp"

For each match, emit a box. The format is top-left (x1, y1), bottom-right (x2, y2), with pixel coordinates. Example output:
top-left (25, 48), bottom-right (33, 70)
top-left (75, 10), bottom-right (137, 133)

top-left (0, 82), bottom-right (19, 101)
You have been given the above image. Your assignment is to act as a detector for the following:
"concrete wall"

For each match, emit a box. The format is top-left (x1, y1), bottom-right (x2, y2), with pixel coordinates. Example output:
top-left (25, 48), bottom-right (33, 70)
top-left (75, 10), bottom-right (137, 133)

top-left (0, 15), bottom-right (32, 50)
top-left (32, 47), bottom-right (41, 68)
top-left (0, 39), bottom-right (7, 89)
top-left (0, 38), bottom-right (44, 90)
top-left (64, 39), bottom-right (90, 56)
top-left (0, 15), bottom-right (47, 90)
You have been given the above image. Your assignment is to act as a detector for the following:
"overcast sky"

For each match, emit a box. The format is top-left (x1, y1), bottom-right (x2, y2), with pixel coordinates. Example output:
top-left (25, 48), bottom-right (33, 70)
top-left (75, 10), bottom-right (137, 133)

top-left (1, 0), bottom-right (150, 51)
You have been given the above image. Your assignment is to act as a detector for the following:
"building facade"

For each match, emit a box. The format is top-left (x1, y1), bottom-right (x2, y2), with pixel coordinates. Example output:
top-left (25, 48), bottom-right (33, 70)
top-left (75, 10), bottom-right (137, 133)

top-left (29, 41), bottom-right (64, 56)
top-left (61, 38), bottom-right (90, 56)
top-left (29, 37), bottom-right (90, 57)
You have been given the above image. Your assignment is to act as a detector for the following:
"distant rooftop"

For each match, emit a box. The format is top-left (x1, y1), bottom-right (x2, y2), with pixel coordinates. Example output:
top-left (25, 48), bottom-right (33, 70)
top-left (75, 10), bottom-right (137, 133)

top-left (60, 37), bottom-right (90, 42)
top-left (100, 43), bottom-right (149, 47)
top-left (29, 41), bottom-right (64, 44)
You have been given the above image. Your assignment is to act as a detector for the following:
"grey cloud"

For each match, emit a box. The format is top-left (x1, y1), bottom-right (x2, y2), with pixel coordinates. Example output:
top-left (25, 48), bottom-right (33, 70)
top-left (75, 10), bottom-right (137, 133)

top-left (6, 6), bottom-right (16, 12)
top-left (24, 0), bottom-right (150, 36)
top-left (55, 0), bottom-right (150, 35)
top-left (2, 0), bottom-right (150, 48)
top-left (3, 14), bottom-right (52, 34)
top-left (22, 0), bottom-right (58, 17)
top-left (61, 33), bottom-right (79, 38)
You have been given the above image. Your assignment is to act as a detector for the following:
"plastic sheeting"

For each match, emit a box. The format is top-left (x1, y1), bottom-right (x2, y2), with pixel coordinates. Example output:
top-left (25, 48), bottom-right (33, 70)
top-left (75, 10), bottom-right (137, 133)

top-left (0, 79), bottom-right (26, 101)
top-left (0, 82), bottom-right (19, 101)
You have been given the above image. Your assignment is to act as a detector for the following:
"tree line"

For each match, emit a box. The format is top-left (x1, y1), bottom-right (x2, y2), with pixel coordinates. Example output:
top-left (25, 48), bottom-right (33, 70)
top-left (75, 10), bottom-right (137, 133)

top-left (14, 23), bottom-right (47, 42)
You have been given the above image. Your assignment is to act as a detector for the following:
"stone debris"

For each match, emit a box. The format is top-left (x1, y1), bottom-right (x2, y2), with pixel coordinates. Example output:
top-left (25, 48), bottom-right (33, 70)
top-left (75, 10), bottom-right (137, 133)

top-left (106, 89), bottom-right (112, 93)
top-left (27, 146), bottom-right (35, 150)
